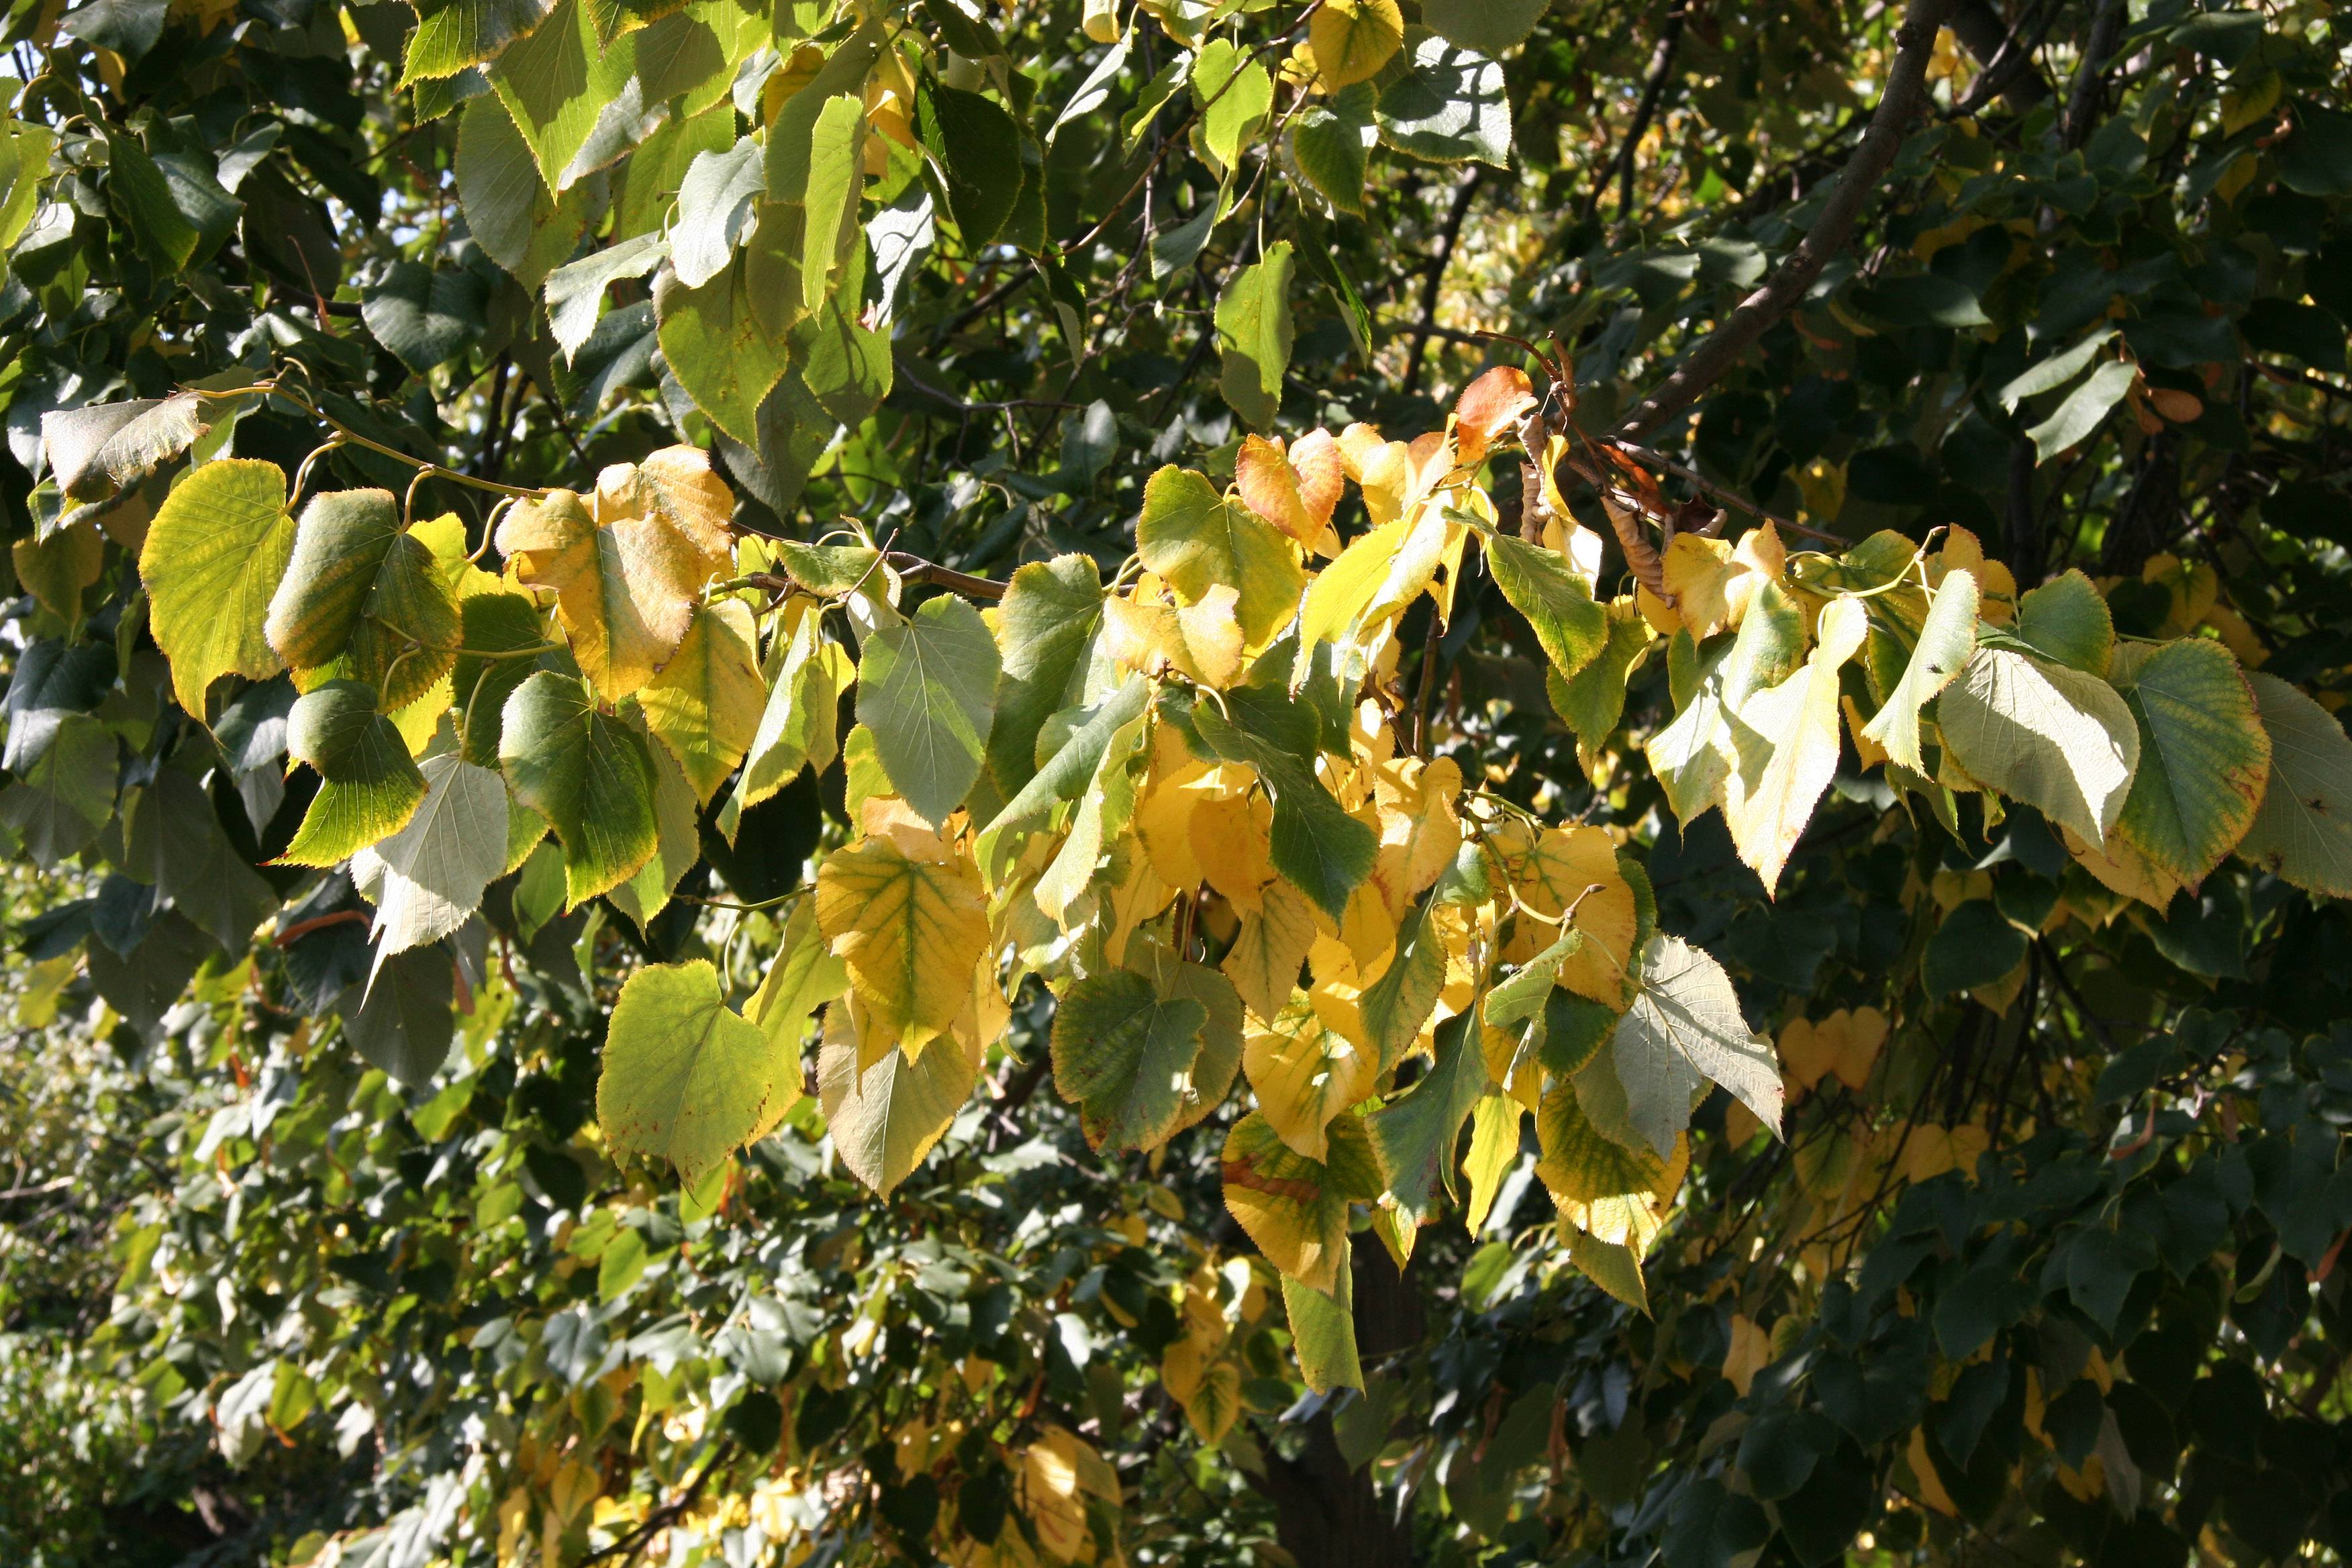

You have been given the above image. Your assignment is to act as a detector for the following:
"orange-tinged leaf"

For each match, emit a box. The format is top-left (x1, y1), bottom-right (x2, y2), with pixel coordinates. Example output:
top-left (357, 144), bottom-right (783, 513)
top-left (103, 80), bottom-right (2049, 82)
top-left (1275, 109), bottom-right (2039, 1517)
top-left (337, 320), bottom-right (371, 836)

top-left (1453, 365), bottom-right (1536, 466)
top-left (497, 488), bottom-right (712, 702)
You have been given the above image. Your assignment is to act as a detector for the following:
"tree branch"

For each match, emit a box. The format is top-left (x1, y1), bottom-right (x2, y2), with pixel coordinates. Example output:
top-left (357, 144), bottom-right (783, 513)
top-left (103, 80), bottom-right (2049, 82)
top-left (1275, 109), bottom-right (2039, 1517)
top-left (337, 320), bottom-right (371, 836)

top-left (1610, 0), bottom-right (1959, 443)
top-left (1946, 0), bottom-right (2053, 114)
top-left (1401, 168), bottom-right (1485, 395)
top-left (1585, 2), bottom-right (1688, 225)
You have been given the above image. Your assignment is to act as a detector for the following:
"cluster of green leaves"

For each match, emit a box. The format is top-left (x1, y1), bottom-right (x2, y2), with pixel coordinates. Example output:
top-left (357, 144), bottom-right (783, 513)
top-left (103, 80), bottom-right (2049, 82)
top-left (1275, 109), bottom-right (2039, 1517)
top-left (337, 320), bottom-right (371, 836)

top-left (1, 0), bottom-right (2352, 1565)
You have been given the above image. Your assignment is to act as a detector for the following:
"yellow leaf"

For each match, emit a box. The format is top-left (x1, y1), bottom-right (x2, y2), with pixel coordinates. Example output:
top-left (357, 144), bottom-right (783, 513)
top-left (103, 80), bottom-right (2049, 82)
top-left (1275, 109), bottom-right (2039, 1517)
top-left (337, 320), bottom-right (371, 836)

top-left (1191, 789), bottom-right (1276, 911)
top-left (1723, 595), bottom-right (1867, 895)
top-left (814, 832), bottom-right (991, 1057)
top-left (1536, 1072), bottom-right (1687, 1259)
top-left (1220, 1110), bottom-right (1377, 1293)
top-left (1244, 995), bottom-right (1375, 1161)
top-left (1222, 877), bottom-right (1318, 1023)
top-left (639, 598), bottom-right (765, 802)
top-left (496, 487), bottom-right (712, 703)
top-left (1722, 1314), bottom-right (1771, 1396)
top-left (1308, 0), bottom-right (1403, 87)
top-left (1661, 524), bottom-right (1784, 638)
top-left (1510, 824), bottom-right (1636, 1003)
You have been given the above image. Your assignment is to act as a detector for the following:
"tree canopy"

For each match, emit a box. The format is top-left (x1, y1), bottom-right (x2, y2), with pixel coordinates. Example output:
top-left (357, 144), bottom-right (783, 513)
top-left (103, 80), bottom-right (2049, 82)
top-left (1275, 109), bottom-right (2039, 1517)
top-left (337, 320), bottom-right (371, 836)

top-left (4, 0), bottom-right (2352, 1566)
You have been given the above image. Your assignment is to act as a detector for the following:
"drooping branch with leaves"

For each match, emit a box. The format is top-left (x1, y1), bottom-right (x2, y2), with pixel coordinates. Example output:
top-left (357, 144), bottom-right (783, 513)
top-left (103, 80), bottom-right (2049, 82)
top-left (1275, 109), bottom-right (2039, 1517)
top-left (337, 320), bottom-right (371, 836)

top-left (5, 1), bottom-right (2352, 1566)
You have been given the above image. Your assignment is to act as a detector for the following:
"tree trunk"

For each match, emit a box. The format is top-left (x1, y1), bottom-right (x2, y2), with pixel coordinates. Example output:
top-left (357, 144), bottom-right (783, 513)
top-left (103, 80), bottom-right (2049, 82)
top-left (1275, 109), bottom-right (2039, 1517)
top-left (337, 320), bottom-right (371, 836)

top-left (1251, 1245), bottom-right (1424, 1568)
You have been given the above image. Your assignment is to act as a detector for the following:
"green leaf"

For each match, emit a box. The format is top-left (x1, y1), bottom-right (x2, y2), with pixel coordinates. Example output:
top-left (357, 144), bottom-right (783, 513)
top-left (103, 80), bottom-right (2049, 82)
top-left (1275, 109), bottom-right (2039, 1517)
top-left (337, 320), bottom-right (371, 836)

top-left (139, 458), bottom-right (295, 716)
top-left (42, 393), bottom-right (207, 501)
top-left (1357, 896), bottom-right (1448, 1073)
top-left (653, 215), bottom-right (799, 446)
top-left (0, 712), bottom-right (115, 866)
top-left (264, 488), bottom-right (458, 712)
top-left (1923, 898), bottom-right (2028, 995)
top-left (856, 593), bottom-right (1003, 828)
top-left (545, 232), bottom-right (668, 362)
top-left (1134, 465), bottom-right (1305, 648)
top-left (487, 0), bottom-right (641, 191)
top-left (361, 262), bottom-right (489, 375)
top-left (1422, 0), bottom-right (1547, 54)
top-left (1485, 532), bottom-right (1609, 681)
top-left (1662, 1479), bottom-right (1770, 1568)
top-left (339, 947), bottom-right (454, 1087)
top-left (984, 554), bottom-right (1104, 799)
top-left (1862, 567), bottom-right (1978, 772)
top-left (1220, 1110), bottom-right (1379, 1293)
top-left (599, 959), bottom-right (798, 1185)
top-left (106, 136), bottom-right (201, 270)
top-left (1193, 40), bottom-right (1273, 176)
top-left (975, 677), bottom-right (1150, 885)
top-left (744, 896), bottom-right (848, 1050)
top-left (1051, 967), bottom-right (1210, 1153)
top-left (1034, 703), bottom-right (1150, 921)
top-left (456, 93), bottom-right (596, 290)
top-left (667, 136), bottom-right (765, 289)
top-left (793, 95), bottom-right (867, 314)
top-left (2238, 671), bottom-right (2352, 897)
top-left (280, 681), bottom-right (430, 867)
top-left (1281, 1266), bottom-right (1363, 1393)
top-left (915, 77), bottom-right (1023, 248)
top-left (349, 752), bottom-right (508, 957)
top-left (816, 1012), bottom-right (976, 1197)
top-left (1291, 83), bottom-right (1376, 214)
top-left (721, 605), bottom-right (839, 838)
top-left (1376, 31), bottom-right (1511, 166)
top-left (1938, 646), bottom-right (2141, 845)
top-left (1214, 242), bottom-right (1295, 430)
top-left (452, 591), bottom-right (549, 765)
top-left (1365, 1012), bottom-right (1489, 1227)
top-left (2111, 639), bottom-right (2270, 885)
top-left (1547, 598), bottom-right (1652, 755)
top-left (2015, 568), bottom-right (2114, 676)
top-left (1190, 693), bottom-right (1376, 921)
top-left (2024, 358), bottom-right (2135, 463)
top-left (1611, 934), bottom-right (1780, 1161)
top-left (606, 735), bottom-right (703, 931)
top-left (499, 671), bottom-right (660, 906)
top-left (119, 767), bottom-right (280, 951)
top-left (640, 598), bottom-right (765, 802)
top-left (402, 0), bottom-right (556, 83)
top-left (1996, 328), bottom-right (2116, 411)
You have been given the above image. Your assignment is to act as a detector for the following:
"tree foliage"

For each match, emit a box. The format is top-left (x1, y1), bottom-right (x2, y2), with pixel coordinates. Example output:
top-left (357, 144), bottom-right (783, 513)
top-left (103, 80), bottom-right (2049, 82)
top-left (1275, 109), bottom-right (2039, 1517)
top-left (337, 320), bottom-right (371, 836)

top-left (3, 0), bottom-right (2352, 1565)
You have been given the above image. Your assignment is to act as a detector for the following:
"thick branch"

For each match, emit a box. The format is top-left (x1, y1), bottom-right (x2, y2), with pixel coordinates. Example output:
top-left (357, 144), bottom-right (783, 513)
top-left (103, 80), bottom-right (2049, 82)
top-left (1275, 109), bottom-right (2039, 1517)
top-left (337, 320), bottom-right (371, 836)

top-left (1610, 0), bottom-right (1959, 443)
top-left (1947, 0), bottom-right (2053, 113)
top-left (2062, 0), bottom-right (2128, 148)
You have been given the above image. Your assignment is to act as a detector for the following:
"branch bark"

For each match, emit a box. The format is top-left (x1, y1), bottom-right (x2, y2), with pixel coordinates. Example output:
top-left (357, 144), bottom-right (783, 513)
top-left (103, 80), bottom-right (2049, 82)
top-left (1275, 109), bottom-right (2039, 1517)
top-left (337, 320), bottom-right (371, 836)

top-left (1401, 168), bottom-right (1485, 395)
top-left (1947, 0), bottom-right (2053, 113)
top-left (1610, 0), bottom-right (1959, 444)
top-left (1585, 2), bottom-right (1689, 225)
top-left (2062, 0), bottom-right (2128, 148)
